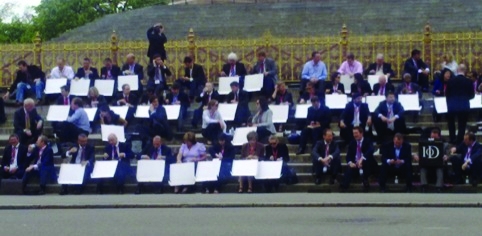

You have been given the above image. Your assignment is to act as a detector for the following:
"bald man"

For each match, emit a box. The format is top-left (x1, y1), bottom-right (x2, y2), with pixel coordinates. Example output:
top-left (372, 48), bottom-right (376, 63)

top-left (13, 98), bottom-right (43, 145)
top-left (192, 82), bottom-right (220, 128)
top-left (135, 136), bottom-right (173, 194)
top-left (50, 58), bottom-right (75, 80)
top-left (97, 134), bottom-right (133, 194)
top-left (364, 53), bottom-right (394, 77)
top-left (372, 75), bottom-right (395, 96)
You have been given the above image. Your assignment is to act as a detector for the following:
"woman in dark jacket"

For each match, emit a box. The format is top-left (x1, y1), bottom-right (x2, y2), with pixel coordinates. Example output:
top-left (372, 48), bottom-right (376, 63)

top-left (350, 73), bottom-right (372, 97)
top-left (206, 134), bottom-right (235, 193)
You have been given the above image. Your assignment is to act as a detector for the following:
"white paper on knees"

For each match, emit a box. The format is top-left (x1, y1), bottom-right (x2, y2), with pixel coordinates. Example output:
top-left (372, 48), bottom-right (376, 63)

top-left (218, 76), bottom-right (239, 95)
top-left (109, 106), bottom-right (129, 119)
top-left (232, 127), bottom-right (257, 146)
top-left (195, 159), bottom-right (222, 182)
top-left (340, 75), bottom-right (354, 94)
top-left (325, 94), bottom-right (348, 109)
top-left (218, 103), bottom-right (238, 121)
top-left (398, 94), bottom-right (421, 111)
top-left (244, 74), bottom-right (264, 92)
top-left (46, 105), bottom-right (70, 121)
top-left (255, 161), bottom-right (282, 179)
top-left (364, 96), bottom-right (386, 113)
top-left (44, 78), bottom-right (67, 94)
top-left (101, 125), bottom-right (126, 142)
top-left (91, 161), bottom-right (118, 179)
top-left (84, 108), bottom-right (98, 122)
top-left (169, 162), bottom-right (196, 186)
top-left (94, 80), bottom-right (115, 96)
top-left (135, 105), bottom-right (150, 118)
top-left (269, 104), bottom-right (289, 123)
top-left (294, 104), bottom-right (311, 119)
top-left (136, 160), bottom-right (165, 182)
top-left (117, 75), bottom-right (139, 91)
top-left (164, 105), bottom-right (181, 120)
top-left (58, 164), bottom-right (86, 184)
top-left (69, 79), bottom-right (91, 96)
top-left (231, 159), bottom-right (258, 177)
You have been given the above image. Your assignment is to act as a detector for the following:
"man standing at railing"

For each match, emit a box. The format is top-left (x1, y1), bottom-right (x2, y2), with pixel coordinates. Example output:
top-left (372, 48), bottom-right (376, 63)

top-left (4, 61), bottom-right (45, 106)
top-left (301, 51), bottom-right (327, 96)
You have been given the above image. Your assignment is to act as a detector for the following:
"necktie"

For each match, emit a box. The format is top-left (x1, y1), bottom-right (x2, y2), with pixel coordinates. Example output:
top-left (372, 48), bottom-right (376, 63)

top-left (406, 83), bottom-right (411, 93)
top-left (272, 148), bottom-right (278, 160)
top-left (25, 112), bottom-right (30, 130)
top-left (380, 85), bottom-right (385, 95)
top-left (112, 145), bottom-right (117, 160)
top-left (465, 147), bottom-right (472, 162)
top-left (354, 106), bottom-right (360, 126)
top-left (280, 93), bottom-right (284, 103)
top-left (235, 92), bottom-right (238, 101)
top-left (388, 105), bottom-right (394, 130)
top-left (474, 82), bottom-right (477, 92)
top-left (81, 147), bottom-right (85, 161)
top-left (356, 141), bottom-right (362, 162)
top-left (125, 95), bottom-right (129, 103)
top-left (155, 67), bottom-right (161, 81)
top-left (107, 69), bottom-right (112, 79)
top-left (130, 65), bottom-right (135, 73)
top-left (64, 97), bottom-right (68, 105)
top-left (10, 146), bottom-right (16, 165)
top-left (259, 63), bottom-right (264, 73)
top-left (333, 84), bottom-right (337, 92)
top-left (230, 65), bottom-right (235, 76)
top-left (77, 147), bottom-right (84, 164)
top-left (395, 148), bottom-right (400, 160)
top-left (152, 147), bottom-right (159, 160)
top-left (208, 93), bottom-right (211, 102)
top-left (325, 143), bottom-right (329, 158)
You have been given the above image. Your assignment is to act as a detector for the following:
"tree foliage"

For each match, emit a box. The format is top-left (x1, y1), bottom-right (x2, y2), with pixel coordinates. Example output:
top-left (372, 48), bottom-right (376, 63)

top-left (0, 0), bottom-right (167, 43)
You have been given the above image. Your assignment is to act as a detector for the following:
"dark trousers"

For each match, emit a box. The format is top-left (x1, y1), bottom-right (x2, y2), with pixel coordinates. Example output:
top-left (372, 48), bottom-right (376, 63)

top-left (414, 73), bottom-right (429, 91)
top-left (59, 122), bottom-right (89, 144)
top-left (298, 127), bottom-right (323, 150)
top-left (313, 157), bottom-right (341, 180)
top-left (451, 156), bottom-right (482, 184)
top-left (342, 159), bottom-right (372, 188)
top-left (234, 105), bottom-right (251, 126)
top-left (379, 161), bottom-right (413, 189)
top-left (151, 121), bottom-right (173, 141)
top-left (147, 81), bottom-right (166, 96)
top-left (176, 79), bottom-right (204, 99)
top-left (17, 129), bottom-right (41, 146)
top-left (202, 123), bottom-right (223, 143)
top-left (256, 127), bottom-right (273, 143)
top-left (22, 166), bottom-right (56, 191)
top-left (340, 124), bottom-right (365, 143)
top-left (61, 164), bottom-right (93, 193)
top-left (97, 161), bottom-right (131, 192)
top-left (192, 107), bottom-right (203, 127)
top-left (1, 168), bottom-right (24, 179)
top-left (374, 118), bottom-right (405, 144)
top-left (261, 77), bottom-right (275, 100)
top-left (447, 111), bottom-right (469, 144)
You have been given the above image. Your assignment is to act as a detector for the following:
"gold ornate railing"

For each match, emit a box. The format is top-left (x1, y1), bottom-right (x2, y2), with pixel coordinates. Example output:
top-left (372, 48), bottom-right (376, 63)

top-left (1, 24), bottom-right (481, 87)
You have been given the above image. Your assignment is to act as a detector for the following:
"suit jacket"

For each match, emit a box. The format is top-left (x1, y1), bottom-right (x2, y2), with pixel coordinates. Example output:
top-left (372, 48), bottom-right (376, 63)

top-left (251, 58), bottom-right (278, 82)
top-left (241, 142), bottom-right (265, 159)
top-left (446, 75), bottom-right (475, 112)
top-left (115, 92), bottom-right (138, 106)
top-left (9, 65), bottom-right (45, 93)
top-left (364, 62), bottom-right (395, 77)
top-left (346, 137), bottom-right (374, 164)
top-left (350, 81), bottom-right (372, 96)
top-left (432, 79), bottom-right (448, 97)
top-left (100, 65), bottom-right (122, 80)
top-left (56, 95), bottom-right (74, 105)
top-left (381, 141), bottom-right (412, 164)
top-left (456, 142), bottom-right (482, 163)
top-left (299, 92), bottom-right (321, 103)
top-left (222, 62), bottom-right (247, 76)
top-left (325, 82), bottom-right (345, 94)
top-left (306, 105), bottom-right (331, 130)
top-left (209, 143), bottom-right (236, 162)
top-left (165, 91), bottom-right (190, 108)
top-left (196, 90), bottom-right (220, 108)
top-left (373, 83), bottom-right (395, 96)
top-left (264, 143), bottom-right (290, 162)
top-left (76, 67), bottom-right (99, 80)
top-left (273, 91), bottom-right (293, 105)
top-left (403, 57), bottom-right (428, 81)
top-left (311, 141), bottom-right (340, 163)
top-left (121, 63), bottom-right (144, 81)
top-left (184, 64), bottom-right (206, 86)
top-left (146, 27), bottom-right (167, 60)
top-left (100, 110), bottom-right (123, 125)
top-left (340, 102), bottom-right (370, 127)
top-left (147, 64), bottom-right (171, 89)
top-left (396, 82), bottom-right (422, 99)
top-left (1, 144), bottom-right (28, 171)
top-left (103, 142), bottom-right (133, 163)
top-left (149, 105), bottom-right (168, 127)
top-left (13, 108), bottom-right (43, 135)
top-left (68, 144), bottom-right (95, 166)
top-left (227, 90), bottom-right (249, 105)
top-left (28, 146), bottom-right (55, 168)
top-left (86, 95), bottom-right (107, 108)
top-left (140, 144), bottom-right (173, 160)
top-left (375, 101), bottom-right (404, 119)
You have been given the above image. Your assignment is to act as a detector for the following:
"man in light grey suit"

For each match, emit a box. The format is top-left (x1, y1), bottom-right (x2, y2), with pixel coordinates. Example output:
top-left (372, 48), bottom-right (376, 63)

top-left (251, 51), bottom-right (278, 99)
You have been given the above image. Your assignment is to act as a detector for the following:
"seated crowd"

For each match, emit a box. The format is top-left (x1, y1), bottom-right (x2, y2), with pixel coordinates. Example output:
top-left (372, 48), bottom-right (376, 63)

top-left (0, 48), bottom-right (481, 195)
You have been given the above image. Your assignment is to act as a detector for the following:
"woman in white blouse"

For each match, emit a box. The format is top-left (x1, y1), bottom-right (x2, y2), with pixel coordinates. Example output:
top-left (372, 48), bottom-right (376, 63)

top-left (201, 99), bottom-right (226, 144)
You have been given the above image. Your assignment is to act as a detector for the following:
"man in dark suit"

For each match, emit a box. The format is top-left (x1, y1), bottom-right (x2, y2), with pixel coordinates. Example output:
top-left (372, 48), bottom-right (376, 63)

top-left (147, 54), bottom-right (171, 95)
top-left (446, 64), bottom-right (474, 144)
top-left (149, 97), bottom-right (172, 140)
top-left (263, 135), bottom-right (290, 192)
top-left (121, 53), bottom-right (145, 97)
top-left (311, 129), bottom-right (341, 185)
top-left (165, 83), bottom-right (190, 132)
top-left (146, 23), bottom-right (167, 61)
top-left (3, 60), bottom-right (45, 105)
top-left (341, 127), bottom-right (375, 190)
top-left (221, 53), bottom-right (247, 77)
top-left (59, 134), bottom-right (95, 195)
top-left (100, 58), bottom-right (122, 80)
top-left (1, 134), bottom-right (28, 179)
top-left (396, 73), bottom-right (422, 100)
top-left (136, 136), bottom-right (173, 194)
top-left (97, 134), bottom-right (133, 194)
top-left (13, 98), bottom-right (43, 145)
top-left (364, 53), bottom-right (395, 78)
top-left (379, 133), bottom-right (414, 192)
top-left (339, 93), bottom-right (371, 143)
top-left (226, 81), bottom-right (250, 126)
top-left (372, 75), bottom-right (395, 96)
top-left (251, 51), bottom-right (278, 99)
top-left (114, 84), bottom-right (138, 123)
top-left (297, 96), bottom-right (331, 154)
top-left (176, 56), bottom-right (207, 99)
top-left (325, 72), bottom-right (345, 95)
top-left (75, 57), bottom-right (99, 83)
top-left (192, 82), bottom-right (220, 128)
top-left (52, 85), bottom-right (74, 134)
top-left (374, 92), bottom-right (406, 144)
top-left (403, 49), bottom-right (430, 91)
top-left (22, 135), bottom-right (55, 195)
top-left (450, 132), bottom-right (482, 186)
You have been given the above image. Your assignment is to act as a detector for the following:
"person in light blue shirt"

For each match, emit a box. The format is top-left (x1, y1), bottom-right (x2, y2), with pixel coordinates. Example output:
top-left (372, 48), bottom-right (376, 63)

top-left (301, 51), bottom-right (327, 95)
top-left (59, 97), bottom-right (91, 143)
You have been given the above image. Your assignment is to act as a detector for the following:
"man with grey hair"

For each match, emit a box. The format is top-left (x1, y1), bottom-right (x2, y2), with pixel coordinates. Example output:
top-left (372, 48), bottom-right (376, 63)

top-left (372, 74), bottom-right (395, 96)
top-left (446, 64), bottom-right (474, 144)
top-left (50, 57), bottom-right (75, 80)
top-left (221, 52), bottom-right (247, 79)
top-left (364, 53), bottom-right (394, 78)
top-left (13, 98), bottom-right (43, 145)
top-left (121, 53), bottom-right (145, 97)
